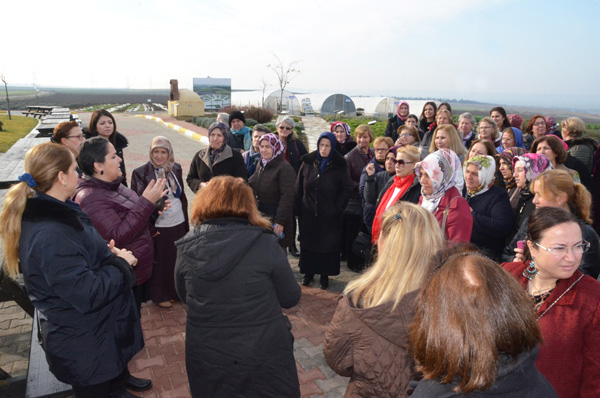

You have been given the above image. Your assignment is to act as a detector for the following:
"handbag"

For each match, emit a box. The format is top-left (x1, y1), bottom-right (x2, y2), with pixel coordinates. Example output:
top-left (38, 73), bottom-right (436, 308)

top-left (344, 197), bottom-right (363, 217)
top-left (352, 231), bottom-right (372, 259)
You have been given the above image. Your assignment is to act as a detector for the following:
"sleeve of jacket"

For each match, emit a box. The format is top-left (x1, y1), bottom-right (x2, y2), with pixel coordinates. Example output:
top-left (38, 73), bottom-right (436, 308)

top-left (581, 297), bottom-right (600, 396)
top-left (580, 224), bottom-right (600, 279)
top-left (501, 219), bottom-right (528, 262)
top-left (294, 163), bottom-right (306, 217)
top-left (174, 250), bottom-right (188, 304)
top-left (445, 197), bottom-right (473, 244)
top-left (384, 118), bottom-right (396, 140)
top-left (337, 162), bottom-right (353, 212)
top-left (130, 166), bottom-right (147, 198)
top-left (35, 238), bottom-right (127, 314)
top-left (274, 163), bottom-right (297, 226)
top-left (569, 145), bottom-right (594, 170)
top-left (471, 191), bottom-right (514, 239)
top-left (363, 173), bottom-right (380, 205)
top-left (186, 152), bottom-right (202, 193)
top-left (232, 150), bottom-right (249, 181)
top-left (323, 298), bottom-right (354, 377)
top-left (269, 237), bottom-right (301, 308)
top-left (81, 194), bottom-right (156, 249)
top-left (297, 140), bottom-right (308, 157)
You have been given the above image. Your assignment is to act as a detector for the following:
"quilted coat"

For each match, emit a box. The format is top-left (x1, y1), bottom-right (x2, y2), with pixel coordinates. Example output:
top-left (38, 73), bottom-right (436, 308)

top-left (186, 145), bottom-right (247, 193)
top-left (19, 194), bottom-right (143, 386)
top-left (175, 218), bottom-right (301, 397)
top-left (324, 291), bottom-right (420, 398)
top-left (74, 175), bottom-right (156, 285)
top-left (503, 262), bottom-right (600, 398)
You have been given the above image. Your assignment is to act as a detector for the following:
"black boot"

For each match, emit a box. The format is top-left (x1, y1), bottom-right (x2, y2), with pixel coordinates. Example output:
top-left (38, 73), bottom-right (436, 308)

top-left (289, 243), bottom-right (300, 258)
top-left (124, 373), bottom-right (152, 392)
top-left (302, 274), bottom-right (313, 286)
top-left (319, 275), bottom-right (329, 290)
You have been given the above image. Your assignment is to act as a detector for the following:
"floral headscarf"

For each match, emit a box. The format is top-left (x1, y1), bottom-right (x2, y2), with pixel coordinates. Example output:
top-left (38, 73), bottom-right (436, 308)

top-left (508, 114), bottom-right (523, 129)
top-left (397, 101), bottom-right (409, 121)
top-left (496, 147), bottom-right (526, 189)
top-left (149, 136), bottom-right (180, 197)
top-left (259, 133), bottom-right (284, 167)
top-left (512, 153), bottom-right (553, 184)
top-left (330, 121), bottom-right (351, 142)
top-left (415, 149), bottom-right (464, 212)
top-left (464, 155), bottom-right (496, 197)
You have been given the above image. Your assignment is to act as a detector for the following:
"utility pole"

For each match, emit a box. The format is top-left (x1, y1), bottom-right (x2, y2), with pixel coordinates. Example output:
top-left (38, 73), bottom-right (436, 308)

top-left (1, 75), bottom-right (11, 120)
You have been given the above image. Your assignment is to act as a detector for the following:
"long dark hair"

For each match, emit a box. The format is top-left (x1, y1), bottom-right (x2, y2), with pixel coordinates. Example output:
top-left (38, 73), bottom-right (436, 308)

top-left (89, 109), bottom-right (117, 146)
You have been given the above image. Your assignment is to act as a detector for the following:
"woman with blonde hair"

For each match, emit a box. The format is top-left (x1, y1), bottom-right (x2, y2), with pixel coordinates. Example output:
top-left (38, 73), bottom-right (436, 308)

top-left (0, 143), bottom-right (143, 397)
top-left (428, 124), bottom-right (467, 163)
top-left (175, 175), bottom-right (301, 397)
top-left (324, 202), bottom-right (444, 398)
top-left (410, 249), bottom-right (556, 397)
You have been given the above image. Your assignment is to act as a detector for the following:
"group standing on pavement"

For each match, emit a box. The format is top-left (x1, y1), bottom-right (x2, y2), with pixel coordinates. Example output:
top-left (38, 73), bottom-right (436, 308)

top-left (2, 105), bottom-right (600, 397)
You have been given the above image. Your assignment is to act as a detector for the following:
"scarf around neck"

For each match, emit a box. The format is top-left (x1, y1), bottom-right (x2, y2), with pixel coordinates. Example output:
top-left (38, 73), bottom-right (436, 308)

top-left (231, 126), bottom-right (252, 151)
top-left (371, 173), bottom-right (415, 243)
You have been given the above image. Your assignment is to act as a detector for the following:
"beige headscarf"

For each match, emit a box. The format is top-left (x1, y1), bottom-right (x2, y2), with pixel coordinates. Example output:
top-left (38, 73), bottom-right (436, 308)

top-left (149, 136), bottom-right (178, 193)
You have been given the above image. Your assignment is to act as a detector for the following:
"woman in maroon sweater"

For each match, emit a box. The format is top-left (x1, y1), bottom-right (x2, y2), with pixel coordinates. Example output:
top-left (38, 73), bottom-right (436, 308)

top-left (502, 207), bottom-right (600, 397)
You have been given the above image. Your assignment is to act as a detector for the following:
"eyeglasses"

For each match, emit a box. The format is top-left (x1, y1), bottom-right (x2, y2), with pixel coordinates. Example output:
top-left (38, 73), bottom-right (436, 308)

top-left (67, 134), bottom-right (84, 140)
top-left (534, 240), bottom-right (590, 256)
top-left (399, 133), bottom-right (413, 138)
top-left (479, 126), bottom-right (492, 130)
top-left (392, 159), bottom-right (414, 166)
top-left (374, 148), bottom-right (388, 152)
top-left (533, 122), bottom-right (546, 127)
top-left (278, 125), bottom-right (292, 131)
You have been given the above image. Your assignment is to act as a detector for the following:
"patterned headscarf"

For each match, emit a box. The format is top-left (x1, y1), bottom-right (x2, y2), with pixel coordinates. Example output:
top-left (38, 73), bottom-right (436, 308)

top-left (149, 136), bottom-right (180, 196)
top-left (330, 121), bottom-right (351, 142)
top-left (259, 133), bottom-right (284, 167)
top-left (508, 114), bottom-right (523, 129)
top-left (397, 101), bottom-right (409, 121)
top-left (512, 153), bottom-right (553, 184)
top-left (497, 147), bottom-right (526, 189)
top-left (464, 155), bottom-right (496, 197)
top-left (546, 116), bottom-right (556, 132)
top-left (415, 149), bottom-right (464, 212)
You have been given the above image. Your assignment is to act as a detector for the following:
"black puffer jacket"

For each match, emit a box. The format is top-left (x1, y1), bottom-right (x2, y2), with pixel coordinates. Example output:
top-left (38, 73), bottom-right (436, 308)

top-left (175, 218), bottom-right (301, 398)
top-left (186, 145), bottom-right (248, 193)
top-left (384, 115), bottom-right (405, 142)
top-left (19, 194), bottom-right (143, 386)
top-left (567, 136), bottom-right (598, 173)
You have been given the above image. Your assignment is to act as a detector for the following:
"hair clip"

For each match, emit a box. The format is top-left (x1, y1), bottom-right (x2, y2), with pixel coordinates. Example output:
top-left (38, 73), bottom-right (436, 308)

top-left (393, 213), bottom-right (402, 221)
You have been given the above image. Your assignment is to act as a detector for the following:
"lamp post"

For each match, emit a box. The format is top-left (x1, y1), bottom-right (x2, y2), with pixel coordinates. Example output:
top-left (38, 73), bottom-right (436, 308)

top-left (0, 75), bottom-right (11, 120)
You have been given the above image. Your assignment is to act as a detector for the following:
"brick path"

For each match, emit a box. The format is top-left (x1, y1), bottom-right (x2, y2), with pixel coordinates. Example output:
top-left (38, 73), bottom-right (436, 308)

top-left (0, 113), bottom-right (359, 397)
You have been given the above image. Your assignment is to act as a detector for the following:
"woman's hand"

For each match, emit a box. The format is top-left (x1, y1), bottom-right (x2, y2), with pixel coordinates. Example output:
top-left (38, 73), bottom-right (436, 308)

top-left (142, 178), bottom-right (168, 203)
top-left (366, 163), bottom-right (376, 176)
top-left (513, 247), bottom-right (525, 262)
top-left (108, 240), bottom-right (138, 266)
top-left (273, 223), bottom-right (284, 236)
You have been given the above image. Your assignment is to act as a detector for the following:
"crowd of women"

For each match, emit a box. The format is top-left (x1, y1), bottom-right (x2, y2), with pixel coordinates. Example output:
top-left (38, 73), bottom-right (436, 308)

top-left (1, 105), bottom-right (599, 397)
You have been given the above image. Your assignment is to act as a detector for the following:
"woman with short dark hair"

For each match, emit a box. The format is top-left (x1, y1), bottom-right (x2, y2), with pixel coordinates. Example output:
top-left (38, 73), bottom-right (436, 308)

top-left (410, 249), bottom-right (556, 397)
top-left (502, 207), bottom-right (600, 397)
top-left (175, 176), bottom-right (301, 398)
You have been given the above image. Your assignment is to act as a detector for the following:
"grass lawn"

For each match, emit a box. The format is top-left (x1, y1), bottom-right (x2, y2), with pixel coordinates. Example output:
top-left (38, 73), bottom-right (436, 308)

top-left (0, 115), bottom-right (39, 153)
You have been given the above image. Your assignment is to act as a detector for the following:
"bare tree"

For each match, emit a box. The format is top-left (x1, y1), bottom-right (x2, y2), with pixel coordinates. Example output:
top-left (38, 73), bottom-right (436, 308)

top-left (267, 54), bottom-right (299, 113)
top-left (1, 75), bottom-right (11, 120)
top-left (259, 76), bottom-right (270, 108)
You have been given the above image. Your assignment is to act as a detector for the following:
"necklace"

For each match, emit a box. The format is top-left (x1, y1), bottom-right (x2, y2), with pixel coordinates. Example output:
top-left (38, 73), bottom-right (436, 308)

top-left (528, 279), bottom-right (556, 296)
top-left (537, 274), bottom-right (584, 320)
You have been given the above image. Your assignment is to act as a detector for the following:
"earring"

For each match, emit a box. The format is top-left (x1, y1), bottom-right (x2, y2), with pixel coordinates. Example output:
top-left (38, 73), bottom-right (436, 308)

top-left (100, 170), bottom-right (104, 175)
top-left (523, 259), bottom-right (538, 280)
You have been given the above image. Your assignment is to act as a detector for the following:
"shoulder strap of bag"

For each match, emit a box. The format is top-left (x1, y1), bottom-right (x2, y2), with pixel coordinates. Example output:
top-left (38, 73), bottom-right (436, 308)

top-left (441, 196), bottom-right (461, 233)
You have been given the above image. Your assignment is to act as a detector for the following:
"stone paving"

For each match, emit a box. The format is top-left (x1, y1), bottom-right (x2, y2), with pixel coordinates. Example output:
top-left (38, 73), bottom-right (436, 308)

top-left (0, 113), bottom-right (360, 397)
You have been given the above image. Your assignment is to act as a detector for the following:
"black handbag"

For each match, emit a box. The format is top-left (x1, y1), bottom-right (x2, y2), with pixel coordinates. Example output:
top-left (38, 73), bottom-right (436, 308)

top-left (344, 197), bottom-right (363, 217)
top-left (352, 231), bottom-right (372, 259)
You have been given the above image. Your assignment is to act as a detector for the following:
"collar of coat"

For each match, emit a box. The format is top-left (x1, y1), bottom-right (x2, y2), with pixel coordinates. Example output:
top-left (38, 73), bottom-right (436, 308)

top-left (300, 149), bottom-right (346, 168)
top-left (200, 145), bottom-right (234, 170)
top-left (22, 195), bottom-right (84, 232)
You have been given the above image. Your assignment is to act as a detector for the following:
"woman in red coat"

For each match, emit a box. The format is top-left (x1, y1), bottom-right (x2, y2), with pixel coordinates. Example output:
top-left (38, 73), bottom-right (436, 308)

top-left (502, 206), bottom-right (600, 397)
top-left (415, 149), bottom-right (472, 243)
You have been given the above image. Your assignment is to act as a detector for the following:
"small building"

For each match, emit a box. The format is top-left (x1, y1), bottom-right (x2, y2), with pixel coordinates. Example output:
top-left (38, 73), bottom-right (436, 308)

top-left (299, 93), bottom-right (356, 117)
top-left (168, 89), bottom-right (205, 118)
top-left (351, 97), bottom-right (396, 119)
top-left (231, 90), bottom-right (301, 116)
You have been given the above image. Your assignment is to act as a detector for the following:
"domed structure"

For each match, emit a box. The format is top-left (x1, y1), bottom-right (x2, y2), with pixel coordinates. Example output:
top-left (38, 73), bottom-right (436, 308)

top-left (168, 89), bottom-right (205, 118)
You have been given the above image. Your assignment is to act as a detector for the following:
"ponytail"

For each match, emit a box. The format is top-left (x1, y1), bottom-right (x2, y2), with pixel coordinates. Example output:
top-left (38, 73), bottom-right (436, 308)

top-left (0, 183), bottom-right (33, 277)
top-left (570, 183), bottom-right (592, 224)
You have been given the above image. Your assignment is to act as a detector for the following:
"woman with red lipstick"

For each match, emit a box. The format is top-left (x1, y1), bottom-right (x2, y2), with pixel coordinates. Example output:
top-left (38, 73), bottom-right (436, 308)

top-left (502, 206), bottom-right (600, 398)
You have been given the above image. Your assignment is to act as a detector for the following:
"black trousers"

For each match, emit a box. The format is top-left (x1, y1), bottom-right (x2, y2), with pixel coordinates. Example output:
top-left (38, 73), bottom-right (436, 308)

top-left (72, 370), bottom-right (127, 398)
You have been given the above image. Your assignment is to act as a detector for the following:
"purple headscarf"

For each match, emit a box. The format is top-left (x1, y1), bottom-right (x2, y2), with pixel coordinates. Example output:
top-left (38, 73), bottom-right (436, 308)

top-left (259, 133), bottom-right (284, 167)
top-left (512, 153), bottom-right (553, 183)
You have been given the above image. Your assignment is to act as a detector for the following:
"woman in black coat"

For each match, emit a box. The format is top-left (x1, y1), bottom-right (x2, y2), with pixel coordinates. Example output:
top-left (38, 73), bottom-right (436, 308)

top-left (295, 132), bottom-right (352, 289)
top-left (0, 143), bottom-right (142, 397)
top-left (186, 122), bottom-right (248, 193)
top-left (131, 136), bottom-right (189, 308)
top-left (175, 176), bottom-right (301, 398)
top-left (463, 155), bottom-right (514, 259)
top-left (84, 109), bottom-right (129, 186)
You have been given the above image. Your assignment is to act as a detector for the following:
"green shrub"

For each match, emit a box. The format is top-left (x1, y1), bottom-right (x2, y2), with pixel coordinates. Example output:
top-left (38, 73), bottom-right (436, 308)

top-left (245, 118), bottom-right (258, 127)
top-left (224, 105), bottom-right (275, 124)
top-left (322, 116), bottom-right (387, 138)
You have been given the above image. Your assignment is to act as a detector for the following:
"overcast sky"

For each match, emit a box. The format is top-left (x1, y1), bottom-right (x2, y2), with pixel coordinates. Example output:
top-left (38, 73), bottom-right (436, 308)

top-left (3, 0), bottom-right (599, 111)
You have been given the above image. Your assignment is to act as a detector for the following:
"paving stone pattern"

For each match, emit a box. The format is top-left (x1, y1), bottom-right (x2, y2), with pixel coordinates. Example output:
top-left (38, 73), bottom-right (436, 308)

top-left (0, 114), bottom-right (361, 397)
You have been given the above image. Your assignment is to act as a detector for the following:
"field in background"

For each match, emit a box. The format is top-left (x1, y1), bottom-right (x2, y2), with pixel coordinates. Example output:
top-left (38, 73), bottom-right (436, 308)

top-left (0, 115), bottom-right (39, 152)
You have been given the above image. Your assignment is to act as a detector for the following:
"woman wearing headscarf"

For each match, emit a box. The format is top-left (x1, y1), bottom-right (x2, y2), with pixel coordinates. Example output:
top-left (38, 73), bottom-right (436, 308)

top-left (384, 101), bottom-right (409, 142)
top-left (249, 133), bottom-right (296, 250)
top-left (331, 121), bottom-right (356, 156)
top-left (226, 110), bottom-right (252, 151)
top-left (496, 147), bottom-right (527, 215)
top-left (295, 132), bottom-right (352, 290)
top-left (463, 155), bottom-right (514, 259)
top-left (186, 122), bottom-right (248, 193)
top-left (131, 136), bottom-right (189, 308)
top-left (511, 153), bottom-right (553, 234)
top-left (498, 127), bottom-right (525, 152)
top-left (415, 149), bottom-right (472, 243)
top-left (242, 124), bottom-right (270, 178)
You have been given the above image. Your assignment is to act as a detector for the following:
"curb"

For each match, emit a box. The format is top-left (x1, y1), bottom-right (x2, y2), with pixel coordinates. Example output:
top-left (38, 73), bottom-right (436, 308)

top-left (135, 115), bottom-right (209, 145)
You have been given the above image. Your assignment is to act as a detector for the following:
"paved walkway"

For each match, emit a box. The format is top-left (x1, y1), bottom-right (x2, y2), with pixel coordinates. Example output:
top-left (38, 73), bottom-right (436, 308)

top-left (0, 113), bottom-right (360, 397)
